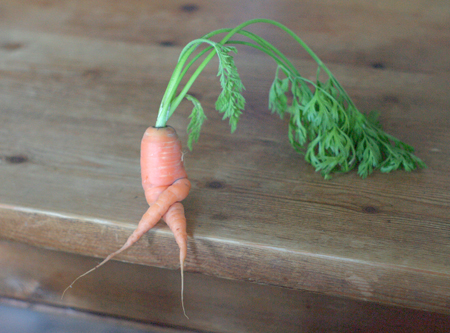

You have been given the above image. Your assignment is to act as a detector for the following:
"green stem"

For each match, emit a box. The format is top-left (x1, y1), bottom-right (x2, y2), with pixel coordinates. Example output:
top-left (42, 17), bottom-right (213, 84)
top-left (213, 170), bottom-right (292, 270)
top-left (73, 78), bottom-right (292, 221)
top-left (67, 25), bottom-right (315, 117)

top-left (160, 31), bottom-right (297, 123)
top-left (176, 46), bottom-right (214, 93)
top-left (156, 23), bottom-right (253, 126)
top-left (237, 29), bottom-right (299, 76)
top-left (155, 18), bottom-right (355, 127)
top-left (156, 39), bottom-right (222, 127)
top-left (168, 39), bottom-right (298, 116)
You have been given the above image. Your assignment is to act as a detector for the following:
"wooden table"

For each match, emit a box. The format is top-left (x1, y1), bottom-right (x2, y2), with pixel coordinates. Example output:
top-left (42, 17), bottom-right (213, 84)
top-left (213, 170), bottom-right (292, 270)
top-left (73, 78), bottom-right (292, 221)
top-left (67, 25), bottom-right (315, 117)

top-left (1, 1), bottom-right (450, 332)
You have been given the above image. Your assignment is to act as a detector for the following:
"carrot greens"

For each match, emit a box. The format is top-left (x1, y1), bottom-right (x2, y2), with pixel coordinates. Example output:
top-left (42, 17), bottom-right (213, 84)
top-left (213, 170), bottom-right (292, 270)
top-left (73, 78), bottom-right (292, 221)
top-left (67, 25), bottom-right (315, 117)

top-left (155, 18), bottom-right (426, 179)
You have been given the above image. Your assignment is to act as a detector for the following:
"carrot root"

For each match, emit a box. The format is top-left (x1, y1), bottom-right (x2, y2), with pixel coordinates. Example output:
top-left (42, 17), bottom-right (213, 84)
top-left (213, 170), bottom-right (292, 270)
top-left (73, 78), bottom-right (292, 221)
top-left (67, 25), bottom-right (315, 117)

top-left (180, 256), bottom-right (188, 319)
top-left (61, 239), bottom-right (133, 300)
top-left (63, 126), bottom-right (191, 318)
top-left (163, 201), bottom-right (189, 319)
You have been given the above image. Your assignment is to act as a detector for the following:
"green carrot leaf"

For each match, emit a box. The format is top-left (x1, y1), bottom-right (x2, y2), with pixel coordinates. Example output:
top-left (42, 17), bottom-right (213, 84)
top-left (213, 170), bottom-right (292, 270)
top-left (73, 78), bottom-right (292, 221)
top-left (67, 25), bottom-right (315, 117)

top-left (215, 45), bottom-right (246, 133)
top-left (186, 94), bottom-right (207, 150)
top-left (269, 66), bottom-right (290, 118)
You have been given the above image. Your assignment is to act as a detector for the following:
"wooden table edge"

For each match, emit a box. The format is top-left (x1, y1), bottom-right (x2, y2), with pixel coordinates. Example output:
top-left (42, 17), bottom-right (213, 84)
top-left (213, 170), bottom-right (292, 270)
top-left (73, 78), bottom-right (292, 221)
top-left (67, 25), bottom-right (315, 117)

top-left (1, 203), bottom-right (449, 315)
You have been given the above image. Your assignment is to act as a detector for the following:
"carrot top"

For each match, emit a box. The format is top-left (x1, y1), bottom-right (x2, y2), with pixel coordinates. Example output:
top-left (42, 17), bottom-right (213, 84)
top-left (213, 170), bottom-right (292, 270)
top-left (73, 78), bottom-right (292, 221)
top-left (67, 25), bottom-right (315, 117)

top-left (155, 18), bottom-right (426, 179)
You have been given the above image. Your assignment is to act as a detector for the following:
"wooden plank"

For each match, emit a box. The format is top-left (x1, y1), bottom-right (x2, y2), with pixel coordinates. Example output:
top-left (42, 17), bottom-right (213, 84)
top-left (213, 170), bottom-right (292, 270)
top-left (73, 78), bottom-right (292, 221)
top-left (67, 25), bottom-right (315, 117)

top-left (2, 240), bottom-right (450, 333)
top-left (1, 28), bottom-right (450, 313)
top-left (0, 0), bottom-right (449, 73)
top-left (0, 298), bottom-right (191, 333)
top-left (1, 0), bottom-right (449, 319)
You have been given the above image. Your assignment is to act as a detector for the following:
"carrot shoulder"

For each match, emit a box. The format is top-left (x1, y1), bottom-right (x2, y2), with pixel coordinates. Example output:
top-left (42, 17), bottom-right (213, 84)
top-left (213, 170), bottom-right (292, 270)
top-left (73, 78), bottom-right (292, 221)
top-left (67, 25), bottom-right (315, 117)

top-left (141, 126), bottom-right (187, 190)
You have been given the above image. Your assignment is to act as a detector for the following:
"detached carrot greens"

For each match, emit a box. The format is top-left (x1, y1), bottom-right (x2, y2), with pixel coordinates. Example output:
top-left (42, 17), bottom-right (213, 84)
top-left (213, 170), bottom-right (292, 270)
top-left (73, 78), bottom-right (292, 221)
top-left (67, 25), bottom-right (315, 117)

top-left (156, 18), bottom-right (426, 179)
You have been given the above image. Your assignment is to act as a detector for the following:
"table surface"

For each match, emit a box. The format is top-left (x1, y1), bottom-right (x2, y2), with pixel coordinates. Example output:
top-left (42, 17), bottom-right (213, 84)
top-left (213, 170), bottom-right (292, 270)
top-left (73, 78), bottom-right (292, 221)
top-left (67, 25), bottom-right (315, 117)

top-left (1, 0), bottom-right (449, 317)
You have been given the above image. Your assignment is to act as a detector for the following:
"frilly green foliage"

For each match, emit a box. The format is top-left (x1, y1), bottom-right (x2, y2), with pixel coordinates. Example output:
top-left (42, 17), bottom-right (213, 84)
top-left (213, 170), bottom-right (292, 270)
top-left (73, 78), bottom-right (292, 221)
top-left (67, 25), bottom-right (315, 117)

top-left (214, 46), bottom-right (246, 133)
top-left (269, 67), bottom-right (426, 178)
top-left (156, 19), bottom-right (426, 179)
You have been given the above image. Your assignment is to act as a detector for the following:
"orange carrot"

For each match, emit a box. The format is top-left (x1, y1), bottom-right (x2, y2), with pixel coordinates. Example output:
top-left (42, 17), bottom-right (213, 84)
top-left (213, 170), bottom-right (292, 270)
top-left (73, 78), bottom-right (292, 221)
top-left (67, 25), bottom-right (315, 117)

top-left (63, 126), bottom-right (191, 318)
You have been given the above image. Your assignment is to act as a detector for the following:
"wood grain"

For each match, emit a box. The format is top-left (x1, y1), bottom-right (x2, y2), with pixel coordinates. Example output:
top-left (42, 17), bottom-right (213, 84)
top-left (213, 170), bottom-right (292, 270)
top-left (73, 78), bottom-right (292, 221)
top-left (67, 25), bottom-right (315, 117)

top-left (2, 240), bottom-right (450, 333)
top-left (1, 0), bottom-right (449, 73)
top-left (0, 0), bottom-right (449, 327)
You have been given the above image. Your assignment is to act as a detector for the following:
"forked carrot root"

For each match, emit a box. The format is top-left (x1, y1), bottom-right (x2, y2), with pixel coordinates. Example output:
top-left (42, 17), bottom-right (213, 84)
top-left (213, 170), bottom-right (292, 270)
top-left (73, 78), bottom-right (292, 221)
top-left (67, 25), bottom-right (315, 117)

top-left (63, 126), bottom-right (191, 319)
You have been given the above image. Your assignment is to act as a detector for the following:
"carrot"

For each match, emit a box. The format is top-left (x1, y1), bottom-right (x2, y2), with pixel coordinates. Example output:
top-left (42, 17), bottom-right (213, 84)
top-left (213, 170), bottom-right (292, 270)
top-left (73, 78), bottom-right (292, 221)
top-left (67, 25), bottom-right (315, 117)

top-left (63, 126), bottom-right (191, 318)
top-left (63, 18), bottom-right (425, 320)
